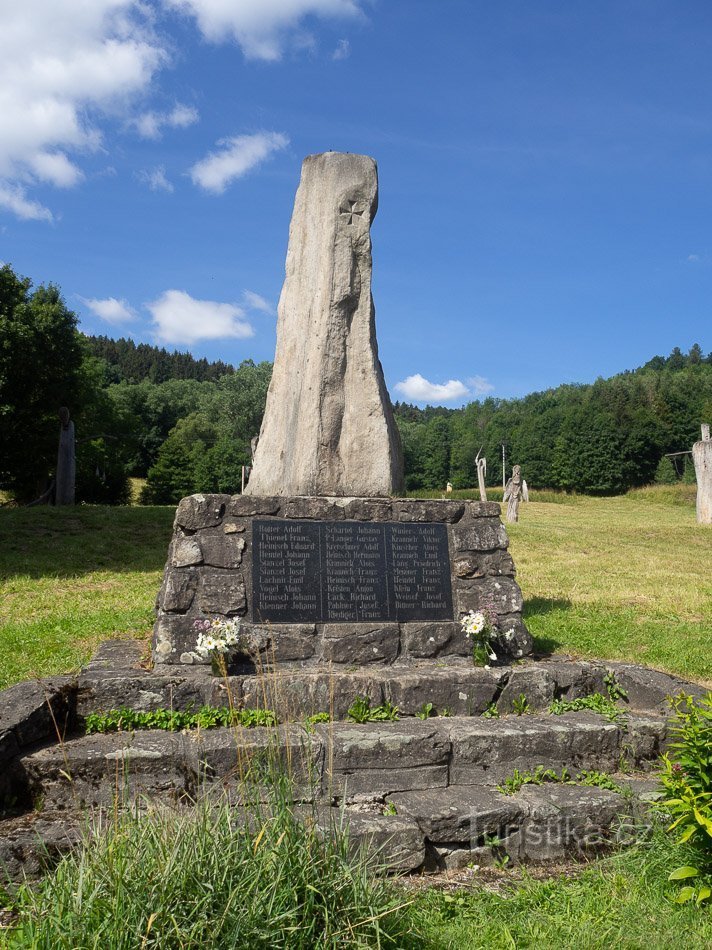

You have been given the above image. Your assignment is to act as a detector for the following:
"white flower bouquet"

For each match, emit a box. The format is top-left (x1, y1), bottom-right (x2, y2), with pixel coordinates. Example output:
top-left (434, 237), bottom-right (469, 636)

top-left (460, 601), bottom-right (499, 667)
top-left (193, 617), bottom-right (241, 673)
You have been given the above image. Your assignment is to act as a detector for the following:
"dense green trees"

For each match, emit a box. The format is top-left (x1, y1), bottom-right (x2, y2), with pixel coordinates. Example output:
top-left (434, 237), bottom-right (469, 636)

top-left (395, 347), bottom-right (712, 494)
top-left (141, 361), bottom-right (272, 503)
top-left (2, 264), bottom-right (709, 505)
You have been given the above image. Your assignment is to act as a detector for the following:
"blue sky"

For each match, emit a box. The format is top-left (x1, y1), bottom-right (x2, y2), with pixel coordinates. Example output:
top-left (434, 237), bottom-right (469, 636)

top-left (1, 1), bottom-right (711, 405)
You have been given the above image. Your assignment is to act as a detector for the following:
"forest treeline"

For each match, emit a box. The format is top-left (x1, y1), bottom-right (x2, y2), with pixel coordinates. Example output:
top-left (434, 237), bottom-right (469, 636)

top-left (1, 264), bottom-right (710, 504)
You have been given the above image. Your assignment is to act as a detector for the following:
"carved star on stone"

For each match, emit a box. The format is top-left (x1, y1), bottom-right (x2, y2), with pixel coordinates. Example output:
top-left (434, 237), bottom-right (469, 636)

top-left (339, 200), bottom-right (365, 225)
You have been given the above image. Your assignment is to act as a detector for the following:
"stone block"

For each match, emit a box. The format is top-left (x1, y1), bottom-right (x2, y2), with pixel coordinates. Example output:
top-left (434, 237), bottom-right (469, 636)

top-left (545, 659), bottom-right (607, 700)
top-left (186, 725), bottom-right (321, 789)
top-left (21, 731), bottom-right (192, 810)
top-left (396, 500), bottom-right (465, 523)
top-left (197, 571), bottom-right (247, 616)
top-left (239, 671), bottom-right (385, 720)
top-left (161, 569), bottom-right (198, 612)
top-left (445, 713), bottom-right (621, 785)
top-left (223, 521), bottom-right (246, 533)
top-left (402, 622), bottom-right (470, 659)
top-left (326, 764), bottom-right (449, 796)
top-left (341, 497), bottom-right (393, 521)
top-left (175, 494), bottom-right (229, 531)
top-left (316, 810), bottom-right (425, 872)
top-left (283, 497), bottom-right (346, 520)
top-left (495, 614), bottom-right (533, 659)
top-left (605, 662), bottom-right (708, 712)
top-left (322, 624), bottom-right (399, 665)
top-left (497, 668), bottom-right (555, 713)
top-left (519, 785), bottom-right (625, 862)
top-left (318, 721), bottom-right (449, 771)
top-left (454, 551), bottom-right (516, 579)
top-left (389, 786), bottom-right (526, 845)
top-left (171, 537), bottom-right (203, 568)
top-left (384, 669), bottom-right (501, 716)
top-left (452, 519), bottom-right (508, 552)
top-left (0, 678), bottom-right (74, 755)
top-left (461, 501), bottom-right (502, 519)
top-left (199, 531), bottom-right (246, 569)
top-left (623, 713), bottom-right (669, 761)
top-left (455, 577), bottom-right (524, 616)
top-left (230, 496), bottom-right (282, 517)
top-left (152, 613), bottom-right (201, 664)
top-left (76, 670), bottom-right (205, 717)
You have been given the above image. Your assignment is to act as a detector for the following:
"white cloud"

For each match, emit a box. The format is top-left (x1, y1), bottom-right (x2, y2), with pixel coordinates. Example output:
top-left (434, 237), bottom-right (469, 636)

top-left (242, 290), bottom-right (276, 315)
top-left (136, 166), bottom-right (174, 192)
top-left (687, 253), bottom-right (701, 263)
top-left (133, 103), bottom-right (199, 139)
top-left (0, 1), bottom-right (166, 220)
top-left (190, 131), bottom-right (289, 193)
top-left (467, 375), bottom-right (494, 395)
top-left (332, 38), bottom-right (350, 60)
top-left (0, 183), bottom-right (53, 222)
top-left (164, 0), bottom-right (363, 60)
top-left (395, 374), bottom-right (471, 404)
top-left (79, 296), bottom-right (138, 324)
top-left (146, 289), bottom-right (255, 344)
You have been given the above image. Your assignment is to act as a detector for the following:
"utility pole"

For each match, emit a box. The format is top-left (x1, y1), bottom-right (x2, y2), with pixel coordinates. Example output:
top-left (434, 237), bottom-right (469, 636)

top-left (501, 442), bottom-right (506, 491)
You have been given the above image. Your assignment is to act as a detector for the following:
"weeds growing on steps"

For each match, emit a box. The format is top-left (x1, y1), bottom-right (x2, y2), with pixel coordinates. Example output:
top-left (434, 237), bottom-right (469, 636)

top-left (4, 762), bottom-right (421, 949)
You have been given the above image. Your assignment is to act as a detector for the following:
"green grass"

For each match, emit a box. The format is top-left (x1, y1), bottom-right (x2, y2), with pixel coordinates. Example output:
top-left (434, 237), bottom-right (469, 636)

top-left (4, 780), bottom-right (418, 948)
top-left (409, 831), bottom-right (712, 949)
top-left (507, 486), bottom-right (712, 683)
top-left (0, 506), bottom-right (173, 688)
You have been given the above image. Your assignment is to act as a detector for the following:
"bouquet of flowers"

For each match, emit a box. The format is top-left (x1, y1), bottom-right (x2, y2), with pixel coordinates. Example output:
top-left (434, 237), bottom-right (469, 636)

top-left (460, 595), bottom-right (499, 667)
top-left (192, 617), bottom-right (241, 673)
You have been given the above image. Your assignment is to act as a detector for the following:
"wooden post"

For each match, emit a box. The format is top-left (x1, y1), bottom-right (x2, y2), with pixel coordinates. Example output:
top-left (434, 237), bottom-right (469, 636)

top-left (55, 407), bottom-right (75, 506)
top-left (475, 447), bottom-right (487, 502)
top-left (693, 424), bottom-right (712, 524)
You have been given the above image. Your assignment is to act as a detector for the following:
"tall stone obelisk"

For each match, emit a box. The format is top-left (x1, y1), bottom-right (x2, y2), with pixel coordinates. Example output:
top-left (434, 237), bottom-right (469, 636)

top-left (245, 152), bottom-right (403, 497)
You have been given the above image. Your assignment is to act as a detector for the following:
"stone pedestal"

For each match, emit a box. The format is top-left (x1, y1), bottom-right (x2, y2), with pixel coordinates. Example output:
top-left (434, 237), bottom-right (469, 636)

top-left (152, 495), bottom-right (532, 667)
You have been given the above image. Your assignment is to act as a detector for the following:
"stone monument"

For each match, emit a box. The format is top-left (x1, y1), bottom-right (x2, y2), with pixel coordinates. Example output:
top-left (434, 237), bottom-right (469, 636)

top-left (152, 153), bottom-right (532, 669)
top-left (246, 152), bottom-right (403, 498)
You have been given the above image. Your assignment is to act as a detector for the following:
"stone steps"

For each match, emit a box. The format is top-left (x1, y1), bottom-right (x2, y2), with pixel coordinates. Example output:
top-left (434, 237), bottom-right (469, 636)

top-left (13, 711), bottom-right (666, 813)
top-left (76, 640), bottom-right (706, 721)
top-left (1, 642), bottom-right (700, 881)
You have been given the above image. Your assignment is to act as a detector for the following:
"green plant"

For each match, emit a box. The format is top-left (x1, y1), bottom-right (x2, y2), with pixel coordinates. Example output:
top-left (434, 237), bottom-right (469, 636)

top-left (512, 693), bottom-right (530, 716)
top-left (549, 692), bottom-right (625, 724)
top-left (415, 702), bottom-right (434, 720)
top-left (604, 671), bottom-right (629, 704)
top-left (481, 702), bottom-right (500, 719)
top-left (84, 706), bottom-right (278, 734)
top-left (577, 770), bottom-right (626, 794)
top-left (440, 707), bottom-right (452, 717)
top-left (306, 712), bottom-right (331, 725)
top-left (658, 692), bottom-right (712, 906)
top-left (497, 765), bottom-right (571, 796)
top-left (383, 801), bottom-right (397, 816)
top-left (346, 696), bottom-right (400, 723)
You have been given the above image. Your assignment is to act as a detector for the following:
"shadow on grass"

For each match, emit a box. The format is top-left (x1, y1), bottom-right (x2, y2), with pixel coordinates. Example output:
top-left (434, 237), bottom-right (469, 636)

top-left (0, 505), bottom-right (175, 579)
top-left (524, 596), bottom-right (572, 617)
top-left (523, 597), bottom-right (572, 657)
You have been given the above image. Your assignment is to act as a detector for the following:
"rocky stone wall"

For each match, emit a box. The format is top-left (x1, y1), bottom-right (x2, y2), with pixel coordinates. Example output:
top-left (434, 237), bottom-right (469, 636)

top-left (152, 494), bottom-right (533, 666)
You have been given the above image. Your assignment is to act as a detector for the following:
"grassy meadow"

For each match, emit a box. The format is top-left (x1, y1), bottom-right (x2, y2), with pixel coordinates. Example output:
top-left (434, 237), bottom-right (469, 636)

top-left (0, 484), bottom-right (709, 689)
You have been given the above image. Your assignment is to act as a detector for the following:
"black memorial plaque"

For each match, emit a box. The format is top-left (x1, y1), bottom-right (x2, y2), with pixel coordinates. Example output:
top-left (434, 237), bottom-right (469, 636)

top-left (252, 519), bottom-right (453, 623)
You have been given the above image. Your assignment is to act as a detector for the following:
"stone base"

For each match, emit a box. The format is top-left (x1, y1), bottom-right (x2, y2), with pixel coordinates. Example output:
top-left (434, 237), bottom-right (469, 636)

top-left (152, 494), bottom-right (532, 667)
